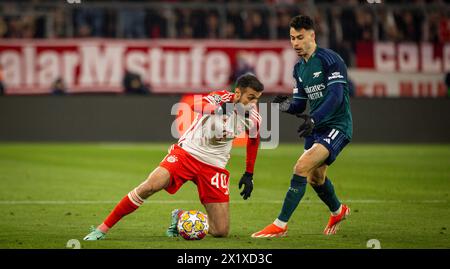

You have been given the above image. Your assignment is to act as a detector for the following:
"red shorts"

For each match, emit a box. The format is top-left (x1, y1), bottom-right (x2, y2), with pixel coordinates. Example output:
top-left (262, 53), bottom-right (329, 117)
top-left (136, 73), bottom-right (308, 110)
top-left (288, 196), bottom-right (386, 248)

top-left (159, 144), bottom-right (230, 204)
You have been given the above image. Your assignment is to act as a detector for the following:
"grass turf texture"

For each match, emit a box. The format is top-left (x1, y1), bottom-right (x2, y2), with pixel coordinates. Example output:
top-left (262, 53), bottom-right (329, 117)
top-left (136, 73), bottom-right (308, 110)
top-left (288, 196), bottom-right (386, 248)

top-left (0, 143), bottom-right (449, 249)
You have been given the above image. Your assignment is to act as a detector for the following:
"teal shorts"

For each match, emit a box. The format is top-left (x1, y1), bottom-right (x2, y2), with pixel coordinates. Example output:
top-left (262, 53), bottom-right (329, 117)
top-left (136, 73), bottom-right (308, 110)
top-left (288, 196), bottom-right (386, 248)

top-left (304, 127), bottom-right (350, 165)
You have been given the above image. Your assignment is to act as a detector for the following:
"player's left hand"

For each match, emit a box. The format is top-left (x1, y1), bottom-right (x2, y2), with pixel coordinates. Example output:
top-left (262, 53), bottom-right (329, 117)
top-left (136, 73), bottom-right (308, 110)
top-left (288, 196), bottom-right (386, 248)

top-left (296, 114), bottom-right (315, 137)
top-left (238, 172), bottom-right (254, 200)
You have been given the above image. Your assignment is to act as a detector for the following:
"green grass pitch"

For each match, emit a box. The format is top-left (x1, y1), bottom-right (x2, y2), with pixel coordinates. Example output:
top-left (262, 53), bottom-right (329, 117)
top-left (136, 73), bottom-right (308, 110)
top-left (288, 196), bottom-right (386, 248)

top-left (0, 143), bottom-right (449, 249)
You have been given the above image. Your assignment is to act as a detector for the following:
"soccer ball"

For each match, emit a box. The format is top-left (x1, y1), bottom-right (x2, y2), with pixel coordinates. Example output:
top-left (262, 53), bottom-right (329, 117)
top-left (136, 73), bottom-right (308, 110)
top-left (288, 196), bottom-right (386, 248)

top-left (177, 210), bottom-right (209, 240)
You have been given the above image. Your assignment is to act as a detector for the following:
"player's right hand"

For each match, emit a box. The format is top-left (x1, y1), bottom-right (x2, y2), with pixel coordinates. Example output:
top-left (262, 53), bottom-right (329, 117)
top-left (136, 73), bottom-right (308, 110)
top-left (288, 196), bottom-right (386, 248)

top-left (296, 114), bottom-right (314, 137)
top-left (272, 95), bottom-right (291, 112)
top-left (272, 95), bottom-right (288, 104)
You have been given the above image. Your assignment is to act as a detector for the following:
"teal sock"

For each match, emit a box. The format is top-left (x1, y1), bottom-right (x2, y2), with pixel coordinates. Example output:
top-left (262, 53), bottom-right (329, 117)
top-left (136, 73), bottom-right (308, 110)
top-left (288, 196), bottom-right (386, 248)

top-left (312, 177), bottom-right (341, 212)
top-left (277, 174), bottom-right (307, 222)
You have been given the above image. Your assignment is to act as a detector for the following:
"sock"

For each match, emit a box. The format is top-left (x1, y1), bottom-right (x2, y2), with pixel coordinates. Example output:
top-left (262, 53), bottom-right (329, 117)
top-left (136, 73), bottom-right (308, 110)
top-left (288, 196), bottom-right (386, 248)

top-left (312, 177), bottom-right (341, 213)
top-left (273, 218), bottom-right (287, 229)
top-left (332, 204), bottom-right (342, 216)
top-left (277, 174), bottom-right (307, 222)
top-left (98, 188), bottom-right (145, 233)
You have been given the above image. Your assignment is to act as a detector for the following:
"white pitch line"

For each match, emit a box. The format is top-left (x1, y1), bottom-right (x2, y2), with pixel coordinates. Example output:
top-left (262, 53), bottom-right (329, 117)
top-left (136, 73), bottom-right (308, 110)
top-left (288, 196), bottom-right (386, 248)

top-left (0, 199), bottom-right (447, 205)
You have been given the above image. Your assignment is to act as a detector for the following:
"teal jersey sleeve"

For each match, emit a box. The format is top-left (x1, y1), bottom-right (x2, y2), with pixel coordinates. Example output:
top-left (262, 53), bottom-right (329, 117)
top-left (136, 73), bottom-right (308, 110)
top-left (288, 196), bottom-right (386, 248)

top-left (313, 47), bottom-right (353, 140)
top-left (325, 62), bottom-right (348, 87)
top-left (286, 64), bottom-right (307, 115)
top-left (292, 65), bottom-right (308, 100)
top-left (317, 48), bottom-right (348, 87)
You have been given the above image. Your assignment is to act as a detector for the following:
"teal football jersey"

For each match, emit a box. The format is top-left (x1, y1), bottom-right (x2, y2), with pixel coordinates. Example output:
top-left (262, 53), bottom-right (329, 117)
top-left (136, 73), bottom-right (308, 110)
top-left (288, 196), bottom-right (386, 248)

top-left (292, 47), bottom-right (353, 140)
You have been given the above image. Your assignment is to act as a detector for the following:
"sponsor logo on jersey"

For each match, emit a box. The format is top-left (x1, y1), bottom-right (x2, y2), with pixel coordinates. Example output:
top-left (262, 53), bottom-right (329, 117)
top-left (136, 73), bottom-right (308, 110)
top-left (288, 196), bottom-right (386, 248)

top-left (166, 155), bottom-right (178, 163)
top-left (304, 83), bottom-right (325, 100)
top-left (328, 72), bottom-right (344, 80)
top-left (313, 71), bottom-right (322, 78)
top-left (304, 83), bottom-right (325, 94)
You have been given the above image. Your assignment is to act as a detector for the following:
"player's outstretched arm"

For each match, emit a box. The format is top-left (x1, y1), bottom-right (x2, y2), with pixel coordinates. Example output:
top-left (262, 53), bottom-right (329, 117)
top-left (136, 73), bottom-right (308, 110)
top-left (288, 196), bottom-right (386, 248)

top-left (273, 95), bottom-right (307, 115)
top-left (191, 96), bottom-right (219, 114)
top-left (191, 92), bottom-right (234, 115)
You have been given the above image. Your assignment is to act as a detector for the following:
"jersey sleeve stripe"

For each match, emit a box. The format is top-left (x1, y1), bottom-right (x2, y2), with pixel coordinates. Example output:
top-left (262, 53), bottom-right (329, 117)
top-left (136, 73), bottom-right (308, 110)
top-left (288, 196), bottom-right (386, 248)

top-left (221, 93), bottom-right (233, 102)
top-left (251, 115), bottom-right (262, 123)
top-left (251, 117), bottom-right (261, 126)
top-left (250, 114), bottom-right (262, 125)
top-left (325, 53), bottom-right (335, 65)
top-left (222, 96), bottom-right (232, 102)
top-left (251, 110), bottom-right (262, 121)
top-left (322, 53), bottom-right (332, 65)
top-left (317, 51), bottom-right (330, 65)
top-left (327, 80), bottom-right (347, 86)
top-left (250, 115), bottom-right (262, 123)
top-left (250, 114), bottom-right (262, 124)
top-left (203, 96), bottom-right (216, 105)
top-left (222, 93), bottom-right (230, 99)
top-left (318, 50), bottom-right (336, 66)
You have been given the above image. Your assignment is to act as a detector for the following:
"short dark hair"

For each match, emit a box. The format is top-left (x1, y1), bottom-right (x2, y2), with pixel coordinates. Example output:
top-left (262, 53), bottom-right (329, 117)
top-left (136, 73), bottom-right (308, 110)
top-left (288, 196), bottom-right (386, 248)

top-left (289, 15), bottom-right (314, 31)
top-left (235, 73), bottom-right (264, 92)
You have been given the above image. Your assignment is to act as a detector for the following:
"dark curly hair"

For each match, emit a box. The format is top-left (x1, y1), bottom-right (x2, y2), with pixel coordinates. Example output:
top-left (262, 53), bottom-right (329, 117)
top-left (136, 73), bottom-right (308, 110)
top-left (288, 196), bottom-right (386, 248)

top-left (289, 15), bottom-right (315, 31)
top-left (236, 73), bottom-right (264, 92)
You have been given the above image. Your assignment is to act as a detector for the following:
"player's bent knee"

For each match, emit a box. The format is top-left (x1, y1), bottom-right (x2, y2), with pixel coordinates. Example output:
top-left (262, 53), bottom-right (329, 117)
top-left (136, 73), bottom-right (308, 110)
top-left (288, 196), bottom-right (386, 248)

top-left (307, 168), bottom-right (326, 186)
top-left (208, 220), bottom-right (229, 237)
top-left (137, 168), bottom-right (170, 198)
top-left (137, 178), bottom-right (165, 198)
top-left (294, 162), bottom-right (311, 177)
top-left (307, 171), bottom-right (326, 186)
top-left (209, 226), bottom-right (229, 237)
top-left (136, 182), bottom-right (156, 198)
top-left (308, 177), bottom-right (324, 187)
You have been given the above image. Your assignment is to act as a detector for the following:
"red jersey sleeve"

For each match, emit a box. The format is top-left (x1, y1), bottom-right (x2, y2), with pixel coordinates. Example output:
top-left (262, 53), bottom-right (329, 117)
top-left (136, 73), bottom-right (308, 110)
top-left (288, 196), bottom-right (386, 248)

top-left (245, 108), bottom-right (262, 174)
top-left (191, 90), bottom-right (235, 114)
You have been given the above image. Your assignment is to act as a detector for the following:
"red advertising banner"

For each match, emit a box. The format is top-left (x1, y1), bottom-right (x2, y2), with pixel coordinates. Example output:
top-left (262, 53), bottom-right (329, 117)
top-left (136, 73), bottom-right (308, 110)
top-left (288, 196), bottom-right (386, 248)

top-left (0, 39), bottom-right (297, 95)
top-left (349, 69), bottom-right (446, 98)
top-left (356, 41), bottom-right (450, 73)
top-left (353, 41), bottom-right (449, 97)
top-left (1, 39), bottom-right (448, 97)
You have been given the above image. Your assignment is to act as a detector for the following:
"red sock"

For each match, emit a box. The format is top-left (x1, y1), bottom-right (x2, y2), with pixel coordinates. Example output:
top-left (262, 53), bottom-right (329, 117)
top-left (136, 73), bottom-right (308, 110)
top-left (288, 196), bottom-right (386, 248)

top-left (98, 189), bottom-right (145, 233)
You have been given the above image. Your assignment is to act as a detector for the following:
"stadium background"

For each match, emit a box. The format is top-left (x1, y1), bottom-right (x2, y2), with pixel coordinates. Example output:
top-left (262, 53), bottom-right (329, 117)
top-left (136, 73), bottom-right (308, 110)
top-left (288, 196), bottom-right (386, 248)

top-left (0, 0), bottom-right (450, 249)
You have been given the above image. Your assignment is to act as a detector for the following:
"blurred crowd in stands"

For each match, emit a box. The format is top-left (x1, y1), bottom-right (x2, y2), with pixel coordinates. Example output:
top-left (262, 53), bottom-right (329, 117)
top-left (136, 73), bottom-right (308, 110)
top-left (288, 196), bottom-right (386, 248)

top-left (1, 1), bottom-right (449, 51)
top-left (1, 1), bottom-right (449, 41)
top-left (0, 0), bottom-right (449, 95)
top-left (1, 0), bottom-right (449, 67)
